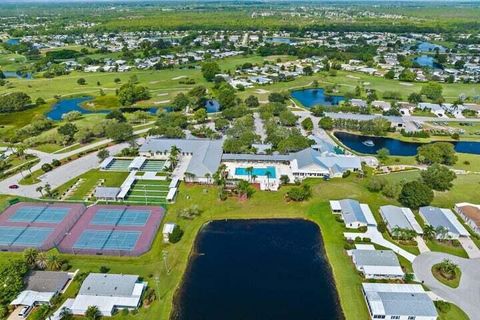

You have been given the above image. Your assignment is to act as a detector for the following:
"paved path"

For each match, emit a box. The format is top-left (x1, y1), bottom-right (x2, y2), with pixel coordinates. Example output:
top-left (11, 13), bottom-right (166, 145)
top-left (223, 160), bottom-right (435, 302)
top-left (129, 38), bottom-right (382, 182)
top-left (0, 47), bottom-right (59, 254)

top-left (253, 112), bottom-right (267, 143)
top-left (344, 226), bottom-right (417, 262)
top-left (413, 252), bottom-right (480, 320)
top-left (458, 237), bottom-right (480, 259)
top-left (416, 236), bottom-right (431, 254)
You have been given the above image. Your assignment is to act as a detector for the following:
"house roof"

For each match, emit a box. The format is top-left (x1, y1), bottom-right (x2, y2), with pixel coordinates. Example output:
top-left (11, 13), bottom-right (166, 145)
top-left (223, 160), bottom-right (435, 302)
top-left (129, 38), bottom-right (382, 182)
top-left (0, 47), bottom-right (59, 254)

top-left (419, 206), bottom-right (469, 236)
top-left (79, 273), bottom-right (140, 297)
top-left (339, 199), bottom-right (368, 225)
top-left (380, 205), bottom-right (423, 234)
top-left (25, 271), bottom-right (71, 293)
top-left (362, 283), bottom-right (437, 317)
top-left (456, 203), bottom-right (480, 227)
top-left (95, 187), bottom-right (121, 199)
top-left (351, 250), bottom-right (401, 267)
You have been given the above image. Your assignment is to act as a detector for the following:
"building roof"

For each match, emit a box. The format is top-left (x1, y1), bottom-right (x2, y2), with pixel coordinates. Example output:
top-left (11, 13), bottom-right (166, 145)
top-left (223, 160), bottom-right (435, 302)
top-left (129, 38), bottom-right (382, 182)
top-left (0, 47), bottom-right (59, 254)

top-left (140, 138), bottom-right (223, 177)
top-left (419, 206), bottom-right (469, 236)
top-left (456, 203), bottom-right (480, 227)
top-left (351, 250), bottom-right (401, 267)
top-left (25, 271), bottom-right (71, 293)
top-left (338, 199), bottom-right (377, 226)
top-left (10, 290), bottom-right (55, 306)
top-left (362, 283), bottom-right (437, 317)
top-left (79, 273), bottom-right (140, 297)
top-left (163, 223), bottom-right (176, 234)
top-left (380, 205), bottom-right (423, 234)
top-left (95, 187), bottom-right (121, 199)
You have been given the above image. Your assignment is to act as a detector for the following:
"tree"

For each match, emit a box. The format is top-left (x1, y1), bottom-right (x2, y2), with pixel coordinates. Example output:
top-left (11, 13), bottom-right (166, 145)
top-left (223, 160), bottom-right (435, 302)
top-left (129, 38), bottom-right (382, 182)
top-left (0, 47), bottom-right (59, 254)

top-left (169, 225), bottom-right (184, 243)
top-left (41, 163), bottom-right (53, 172)
top-left (77, 78), bottom-right (86, 85)
top-left (35, 252), bottom-right (48, 270)
top-left (0, 92), bottom-right (32, 113)
top-left (301, 117), bottom-right (314, 131)
top-left (420, 164), bottom-right (456, 191)
top-left (437, 259), bottom-right (457, 277)
top-left (303, 65), bottom-right (313, 76)
top-left (0, 260), bottom-right (29, 305)
top-left (319, 117), bottom-right (334, 130)
top-left (201, 61), bottom-right (220, 82)
top-left (417, 142), bottom-right (457, 165)
top-left (118, 82), bottom-right (150, 106)
top-left (168, 145), bottom-right (181, 171)
top-left (97, 149), bottom-right (110, 162)
top-left (421, 82), bottom-right (443, 101)
top-left (268, 92), bottom-right (287, 104)
top-left (366, 176), bottom-right (386, 192)
top-left (58, 123), bottom-right (78, 142)
top-left (280, 174), bottom-right (290, 185)
top-left (286, 184), bottom-right (312, 202)
top-left (46, 253), bottom-right (62, 271)
top-left (58, 307), bottom-right (73, 320)
top-left (23, 248), bottom-right (38, 268)
top-left (106, 109), bottom-right (126, 123)
top-left (217, 84), bottom-right (237, 110)
top-left (422, 224), bottom-right (436, 240)
top-left (399, 69), bottom-right (416, 82)
top-left (194, 108), bottom-right (208, 123)
top-left (85, 306), bottom-right (101, 320)
top-left (105, 122), bottom-right (133, 142)
top-left (398, 180), bottom-right (434, 209)
top-left (376, 148), bottom-right (390, 161)
top-left (408, 92), bottom-right (423, 104)
top-left (384, 69), bottom-right (395, 79)
top-left (245, 95), bottom-right (259, 108)
top-left (173, 92), bottom-right (190, 111)
top-left (236, 180), bottom-right (255, 199)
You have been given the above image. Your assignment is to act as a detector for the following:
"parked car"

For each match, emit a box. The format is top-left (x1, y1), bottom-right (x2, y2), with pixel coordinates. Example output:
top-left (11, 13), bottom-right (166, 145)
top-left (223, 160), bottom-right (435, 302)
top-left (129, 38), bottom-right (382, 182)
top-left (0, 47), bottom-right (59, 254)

top-left (18, 305), bottom-right (32, 318)
top-left (8, 184), bottom-right (19, 189)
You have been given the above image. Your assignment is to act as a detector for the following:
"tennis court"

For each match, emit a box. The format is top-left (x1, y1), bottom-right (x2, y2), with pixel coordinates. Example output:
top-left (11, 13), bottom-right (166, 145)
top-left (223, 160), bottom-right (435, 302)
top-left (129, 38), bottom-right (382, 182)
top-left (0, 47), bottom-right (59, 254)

top-left (58, 204), bottom-right (164, 256)
top-left (105, 159), bottom-right (133, 171)
top-left (140, 160), bottom-right (166, 172)
top-left (124, 180), bottom-right (170, 205)
top-left (0, 202), bottom-right (86, 251)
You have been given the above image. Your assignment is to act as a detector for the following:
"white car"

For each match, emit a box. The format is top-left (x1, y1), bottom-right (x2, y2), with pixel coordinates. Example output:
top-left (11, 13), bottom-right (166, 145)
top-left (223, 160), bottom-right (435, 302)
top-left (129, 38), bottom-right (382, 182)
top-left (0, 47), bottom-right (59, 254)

top-left (18, 305), bottom-right (32, 318)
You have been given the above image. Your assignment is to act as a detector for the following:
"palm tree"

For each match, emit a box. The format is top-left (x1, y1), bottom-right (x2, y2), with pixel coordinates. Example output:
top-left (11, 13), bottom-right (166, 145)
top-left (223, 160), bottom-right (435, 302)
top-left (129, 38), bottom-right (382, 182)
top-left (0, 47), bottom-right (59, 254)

top-left (435, 226), bottom-right (449, 241)
top-left (23, 248), bottom-right (38, 268)
top-left (438, 259), bottom-right (457, 277)
top-left (252, 174), bottom-right (257, 183)
top-left (85, 306), bottom-right (101, 320)
top-left (422, 225), bottom-right (436, 240)
top-left (246, 167), bottom-right (254, 182)
top-left (35, 252), bottom-right (48, 270)
top-left (59, 307), bottom-right (72, 320)
top-left (391, 226), bottom-right (402, 240)
top-left (265, 170), bottom-right (272, 185)
top-left (168, 145), bottom-right (181, 171)
top-left (36, 186), bottom-right (44, 197)
top-left (47, 253), bottom-right (62, 271)
top-left (205, 173), bottom-right (211, 184)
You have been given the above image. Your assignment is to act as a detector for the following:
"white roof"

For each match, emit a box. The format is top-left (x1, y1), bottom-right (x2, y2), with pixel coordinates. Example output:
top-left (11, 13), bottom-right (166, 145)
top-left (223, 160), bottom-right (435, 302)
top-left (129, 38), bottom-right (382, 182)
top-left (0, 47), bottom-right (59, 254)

top-left (11, 290), bottom-right (55, 306)
top-left (362, 265), bottom-right (404, 277)
top-left (166, 188), bottom-right (177, 201)
top-left (163, 223), bottom-right (176, 234)
top-left (330, 200), bottom-right (342, 211)
top-left (355, 244), bottom-right (375, 250)
top-left (71, 294), bottom-right (142, 316)
top-left (360, 204), bottom-right (377, 226)
top-left (129, 157), bottom-right (146, 170)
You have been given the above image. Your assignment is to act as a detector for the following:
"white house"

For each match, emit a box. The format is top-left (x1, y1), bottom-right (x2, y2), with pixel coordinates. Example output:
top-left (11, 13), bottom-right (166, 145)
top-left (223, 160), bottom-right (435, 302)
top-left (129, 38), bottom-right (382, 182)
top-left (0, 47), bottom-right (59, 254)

top-left (419, 206), bottom-right (469, 239)
top-left (349, 249), bottom-right (404, 279)
top-left (455, 202), bottom-right (480, 235)
top-left (330, 199), bottom-right (377, 229)
top-left (379, 205), bottom-right (423, 234)
top-left (362, 283), bottom-right (438, 320)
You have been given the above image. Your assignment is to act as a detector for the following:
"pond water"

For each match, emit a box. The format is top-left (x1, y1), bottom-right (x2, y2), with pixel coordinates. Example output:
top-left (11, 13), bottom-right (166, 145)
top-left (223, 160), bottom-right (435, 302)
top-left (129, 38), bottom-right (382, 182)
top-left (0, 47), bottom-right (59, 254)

top-left (291, 88), bottom-right (345, 108)
top-left (413, 55), bottom-right (443, 69)
top-left (266, 37), bottom-right (295, 44)
top-left (46, 96), bottom-right (159, 120)
top-left (334, 131), bottom-right (480, 156)
top-left (173, 219), bottom-right (343, 320)
top-left (417, 42), bottom-right (446, 53)
top-left (5, 39), bottom-right (20, 45)
top-left (3, 71), bottom-right (33, 79)
top-left (204, 99), bottom-right (220, 113)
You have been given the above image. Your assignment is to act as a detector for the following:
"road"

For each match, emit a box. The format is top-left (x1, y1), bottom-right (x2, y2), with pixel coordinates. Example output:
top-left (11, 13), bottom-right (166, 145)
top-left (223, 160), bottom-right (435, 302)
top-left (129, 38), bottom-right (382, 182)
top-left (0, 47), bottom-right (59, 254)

top-left (413, 252), bottom-right (480, 320)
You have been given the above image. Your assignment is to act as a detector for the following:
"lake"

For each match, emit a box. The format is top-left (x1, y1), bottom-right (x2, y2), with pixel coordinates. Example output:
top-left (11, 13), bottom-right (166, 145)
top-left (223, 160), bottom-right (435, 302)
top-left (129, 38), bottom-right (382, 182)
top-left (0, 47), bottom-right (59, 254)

top-left (46, 97), bottom-right (160, 120)
top-left (417, 42), bottom-right (446, 53)
top-left (204, 99), bottom-right (220, 113)
top-left (413, 55), bottom-right (443, 69)
top-left (173, 219), bottom-right (343, 320)
top-left (291, 88), bottom-right (345, 108)
top-left (334, 131), bottom-right (480, 156)
top-left (5, 39), bottom-right (20, 45)
top-left (266, 37), bottom-right (295, 44)
top-left (3, 71), bottom-right (33, 79)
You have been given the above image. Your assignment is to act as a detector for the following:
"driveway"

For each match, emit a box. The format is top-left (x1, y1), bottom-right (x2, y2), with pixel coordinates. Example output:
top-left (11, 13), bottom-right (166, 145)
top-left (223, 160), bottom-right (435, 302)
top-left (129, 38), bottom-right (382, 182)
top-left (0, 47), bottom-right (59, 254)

top-left (413, 252), bottom-right (480, 320)
top-left (458, 237), bottom-right (480, 259)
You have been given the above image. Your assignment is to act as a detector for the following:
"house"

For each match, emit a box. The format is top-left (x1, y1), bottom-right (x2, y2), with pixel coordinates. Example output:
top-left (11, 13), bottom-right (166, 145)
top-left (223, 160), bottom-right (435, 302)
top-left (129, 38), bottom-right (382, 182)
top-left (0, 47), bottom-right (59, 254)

top-left (350, 99), bottom-right (367, 108)
top-left (379, 205), bottom-right (423, 234)
top-left (419, 206), bottom-right (469, 239)
top-left (69, 273), bottom-right (146, 316)
top-left (11, 271), bottom-right (72, 308)
top-left (418, 102), bottom-right (446, 118)
top-left (330, 199), bottom-right (377, 228)
top-left (95, 187), bottom-right (121, 201)
top-left (362, 283), bottom-right (438, 320)
top-left (348, 249), bottom-right (404, 279)
top-left (455, 202), bottom-right (480, 235)
top-left (162, 223), bottom-right (177, 243)
top-left (371, 100), bottom-right (391, 111)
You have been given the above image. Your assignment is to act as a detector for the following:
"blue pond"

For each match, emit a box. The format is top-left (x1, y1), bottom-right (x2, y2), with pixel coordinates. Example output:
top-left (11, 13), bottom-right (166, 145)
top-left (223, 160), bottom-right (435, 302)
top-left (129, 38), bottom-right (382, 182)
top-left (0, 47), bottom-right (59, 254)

top-left (235, 166), bottom-right (276, 178)
top-left (292, 89), bottom-right (345, 108)
top-left (173, 219), bottom-right (343, 320)
top-left (5, 39), bottom-right (20, 45)
top-left (413, 55), bottom-right (443, 69)
top-left (46, 97), bottom-right (159, 120)
top-left (266, 37), bottom-right (295, 44)
top-left (3, 71), bottom-right (33, 79)
top-left (334, 131), bottom-right (480, 156)
top-left (417, 42), bottom-right (446, 53)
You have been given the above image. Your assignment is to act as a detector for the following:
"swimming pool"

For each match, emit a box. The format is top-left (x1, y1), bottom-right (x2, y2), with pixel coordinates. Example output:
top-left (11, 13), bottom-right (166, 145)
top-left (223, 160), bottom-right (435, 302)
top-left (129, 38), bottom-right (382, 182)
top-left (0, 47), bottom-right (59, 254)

top-left (235, 166), bottom-right (276, 178)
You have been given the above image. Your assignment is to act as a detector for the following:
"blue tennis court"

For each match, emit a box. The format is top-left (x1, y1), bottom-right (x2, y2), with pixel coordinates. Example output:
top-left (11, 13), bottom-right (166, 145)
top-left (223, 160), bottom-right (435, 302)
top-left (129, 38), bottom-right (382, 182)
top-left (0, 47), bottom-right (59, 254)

top-left (34, 208), bottom-right (69, 223)
top-left (8, 206), bottom-right (45, 223)
top-left (73, 229), bottom-right (140, 251)
top-left (118, 210), bottom-right (150, 226)
top-left (103, 231), bottom-right (141, 250)
top-left (0, 226), bottom-right (25, 245)
top-left (14, 227), bottom-right (53, 246)
top-left (91, 209), bottom-right (124, 226)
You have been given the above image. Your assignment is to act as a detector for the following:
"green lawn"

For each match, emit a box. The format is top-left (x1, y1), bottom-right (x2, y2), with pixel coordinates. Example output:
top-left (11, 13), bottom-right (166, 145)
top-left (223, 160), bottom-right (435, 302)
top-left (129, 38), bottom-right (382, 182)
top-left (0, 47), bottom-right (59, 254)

top-left (426, 240), bottom-right (468, 258)
top-left (437, 301), bottom-right (469, 320)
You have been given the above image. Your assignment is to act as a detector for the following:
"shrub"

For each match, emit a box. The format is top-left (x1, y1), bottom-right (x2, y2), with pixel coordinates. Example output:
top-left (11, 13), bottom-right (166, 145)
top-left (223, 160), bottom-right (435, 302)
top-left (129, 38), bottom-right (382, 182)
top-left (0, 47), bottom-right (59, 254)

top-left (99, 266), bottom-right (110, 273)
top-left (41, 163), bottom-right (53, 172)
top-left (169, 225), bottom-right (184, 244)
